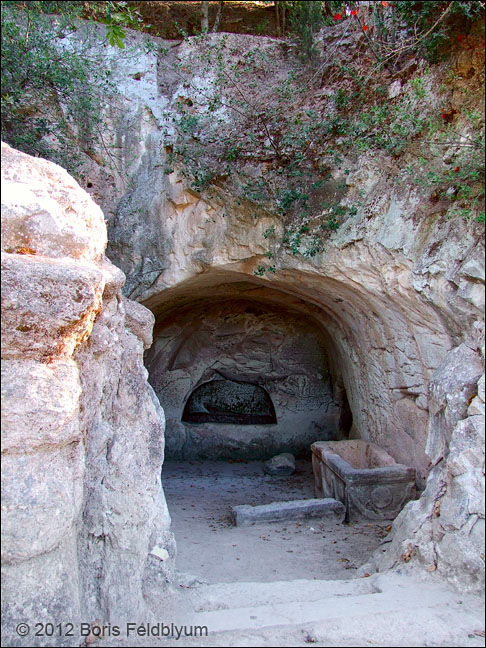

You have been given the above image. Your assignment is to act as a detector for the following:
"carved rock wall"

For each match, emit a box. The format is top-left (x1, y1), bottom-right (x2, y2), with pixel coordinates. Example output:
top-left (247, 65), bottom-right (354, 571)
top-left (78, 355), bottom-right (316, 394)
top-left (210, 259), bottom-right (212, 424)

top-left (1, 143), bottom-right (175, 646)
top-left (83, 29), bottom-right (484, 591)
top-left (146, 299), bottom-right (344, 459)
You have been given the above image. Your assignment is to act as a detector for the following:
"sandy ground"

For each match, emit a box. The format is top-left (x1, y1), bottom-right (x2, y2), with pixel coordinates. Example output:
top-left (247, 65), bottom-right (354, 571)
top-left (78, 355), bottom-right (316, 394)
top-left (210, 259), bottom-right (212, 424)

top-left (162, 459), bottom-right (388, 584)
top-left (96, 459), bottom-right (485, 648)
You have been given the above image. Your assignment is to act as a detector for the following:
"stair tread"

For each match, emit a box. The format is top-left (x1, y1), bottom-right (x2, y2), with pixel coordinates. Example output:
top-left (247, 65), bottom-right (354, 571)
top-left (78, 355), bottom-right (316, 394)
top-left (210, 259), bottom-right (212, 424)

top-left (190, 579), bottom-right (459, 633)
top-left (187, 576), bottom-right (376, 611)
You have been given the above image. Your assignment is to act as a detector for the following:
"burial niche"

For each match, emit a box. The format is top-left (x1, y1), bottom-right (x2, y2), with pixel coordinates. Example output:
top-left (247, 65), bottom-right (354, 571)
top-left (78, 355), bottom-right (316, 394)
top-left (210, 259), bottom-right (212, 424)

top-left (182, 378), bottom-right (277, 424)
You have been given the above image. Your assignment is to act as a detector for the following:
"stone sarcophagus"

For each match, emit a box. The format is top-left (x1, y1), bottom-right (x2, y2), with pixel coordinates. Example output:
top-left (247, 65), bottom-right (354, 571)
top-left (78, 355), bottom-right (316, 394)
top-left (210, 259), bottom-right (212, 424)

top-left (311, 440), bottom-right (416, 521)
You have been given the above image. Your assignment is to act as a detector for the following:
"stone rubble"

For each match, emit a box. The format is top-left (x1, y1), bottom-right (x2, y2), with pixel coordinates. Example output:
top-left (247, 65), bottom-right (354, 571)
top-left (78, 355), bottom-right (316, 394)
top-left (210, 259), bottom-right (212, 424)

top-left (263, 453), bottom-right (297, 476)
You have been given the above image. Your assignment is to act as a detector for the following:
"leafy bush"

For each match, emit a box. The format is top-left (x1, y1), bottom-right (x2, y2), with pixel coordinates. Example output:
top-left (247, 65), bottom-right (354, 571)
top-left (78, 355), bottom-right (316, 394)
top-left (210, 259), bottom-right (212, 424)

top-left (0, 0), bottom-right (141, 175)
top-left (394, 1), bottom-right (484, 62)
top-left (287, 1), bottom-right (325, 60)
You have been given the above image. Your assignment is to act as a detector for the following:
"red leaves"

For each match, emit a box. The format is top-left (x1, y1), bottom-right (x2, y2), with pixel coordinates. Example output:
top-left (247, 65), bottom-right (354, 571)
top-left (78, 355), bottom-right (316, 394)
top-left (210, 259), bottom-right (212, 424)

top-left (441, 108), bottom-right (458, 123)
top-left (336, 2), bottom-right (386, 27)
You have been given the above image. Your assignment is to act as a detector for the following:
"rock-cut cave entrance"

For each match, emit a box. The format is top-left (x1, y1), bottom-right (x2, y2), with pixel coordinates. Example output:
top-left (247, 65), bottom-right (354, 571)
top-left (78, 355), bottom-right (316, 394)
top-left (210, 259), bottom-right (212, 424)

top-left (142, 270), bottom-right (429, 583)
top-left (144, 284), bottom-right (353, 460)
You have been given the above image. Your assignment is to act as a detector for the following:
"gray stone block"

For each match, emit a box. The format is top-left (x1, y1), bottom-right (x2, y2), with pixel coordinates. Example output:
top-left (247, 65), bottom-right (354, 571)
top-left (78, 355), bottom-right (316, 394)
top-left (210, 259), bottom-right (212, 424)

top-left (231, 498), bottom-right (345, 527)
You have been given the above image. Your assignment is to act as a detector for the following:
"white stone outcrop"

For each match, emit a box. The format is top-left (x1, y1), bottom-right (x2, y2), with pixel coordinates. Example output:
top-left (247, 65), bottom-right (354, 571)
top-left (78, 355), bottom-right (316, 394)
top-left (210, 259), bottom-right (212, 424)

top-left (84, 28), bottom-right (484, 593)
top-left (364, 345), bottom-right (485, 592)
top-left (1, 143), bottom-right (174, 646)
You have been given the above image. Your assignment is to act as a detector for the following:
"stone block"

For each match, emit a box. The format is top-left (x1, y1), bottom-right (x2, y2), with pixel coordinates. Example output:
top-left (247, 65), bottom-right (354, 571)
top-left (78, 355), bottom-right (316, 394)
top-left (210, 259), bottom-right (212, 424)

top-left (123, 297), bottom-right (155, 349)
top-left (312, 440), bottom-right (416, 521)
top-left (1, 253), bottom-right (104, 360)
top-left (1, 358), bottom-right (81, 453)
top-left (1, 142), bottom-right (106, 261)
top-left (231, 498), bottom-right (345, 527)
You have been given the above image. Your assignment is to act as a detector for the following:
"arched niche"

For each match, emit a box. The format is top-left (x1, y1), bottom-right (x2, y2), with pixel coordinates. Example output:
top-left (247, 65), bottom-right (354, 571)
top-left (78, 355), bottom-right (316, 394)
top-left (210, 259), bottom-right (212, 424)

top-left (182, 378), bottom-right (277, 424)
top-left (145, 294), bottom-right (340, 460)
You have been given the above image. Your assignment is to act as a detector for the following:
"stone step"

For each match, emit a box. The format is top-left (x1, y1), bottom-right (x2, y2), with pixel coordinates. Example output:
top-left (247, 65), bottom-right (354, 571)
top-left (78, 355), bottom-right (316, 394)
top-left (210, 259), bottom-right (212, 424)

top-left (190, 577), bottom-right (452, 634)
top-left (164, 601), bottom-right (485, 648)
top-left (172, 573), bottom-right (485, 647)
top-left (231, 497), bottom-right (345, 527)
top-left (187, 576), bottom-right (376, 612)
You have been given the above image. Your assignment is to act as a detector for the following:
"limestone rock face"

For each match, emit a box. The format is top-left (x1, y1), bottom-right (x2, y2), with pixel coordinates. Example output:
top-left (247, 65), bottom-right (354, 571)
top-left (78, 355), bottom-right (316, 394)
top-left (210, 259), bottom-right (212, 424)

top-left (80, 29), bottom-right (484, 593)
top-left (1, 143), bottom-right (174, 646)
top-left (364, 344), bottom-right (485, 593)
top-left (1, 140), bottom-right (106, 261)
top-left (427, 343), bottom-right (484, 464)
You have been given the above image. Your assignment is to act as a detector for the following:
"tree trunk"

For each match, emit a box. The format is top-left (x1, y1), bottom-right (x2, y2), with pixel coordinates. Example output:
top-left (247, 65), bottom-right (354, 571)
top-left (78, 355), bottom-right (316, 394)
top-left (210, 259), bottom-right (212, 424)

top-left (275, 2), bottom-right (286, 36)
top-left (211, 1), bottom-right (224, 33)
top-left (201, 1), bottom-right (209, 33)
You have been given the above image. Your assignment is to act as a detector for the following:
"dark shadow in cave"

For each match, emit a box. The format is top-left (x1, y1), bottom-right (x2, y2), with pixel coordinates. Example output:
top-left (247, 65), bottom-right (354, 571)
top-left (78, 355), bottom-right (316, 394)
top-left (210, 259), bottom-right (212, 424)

top-left (338, 386), bottom-right (353, 438)
top-left (182, 378), bottom-right (277, 425)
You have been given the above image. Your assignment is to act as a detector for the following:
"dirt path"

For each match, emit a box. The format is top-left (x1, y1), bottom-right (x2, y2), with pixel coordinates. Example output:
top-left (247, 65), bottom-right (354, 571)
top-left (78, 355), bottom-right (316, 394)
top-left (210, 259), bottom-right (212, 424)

top-left (162, 459), bottom-right (387, 584)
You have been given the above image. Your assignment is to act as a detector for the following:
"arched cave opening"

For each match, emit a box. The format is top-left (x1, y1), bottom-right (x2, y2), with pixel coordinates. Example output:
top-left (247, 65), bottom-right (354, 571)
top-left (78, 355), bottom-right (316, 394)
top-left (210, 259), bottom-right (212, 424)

top-left (142, 271), bottom-right (430, 582)
top-left (142, 269), bottom-right (431, 480)
top-left (145, 291), bottom-right (348, 461)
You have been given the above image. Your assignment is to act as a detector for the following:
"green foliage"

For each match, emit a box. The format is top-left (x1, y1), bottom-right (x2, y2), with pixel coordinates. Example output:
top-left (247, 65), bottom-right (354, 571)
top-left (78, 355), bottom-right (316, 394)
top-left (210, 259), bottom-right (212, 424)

top-left (408, 118), bottom-right (485, 223)
top-left (100, 1), bottom-right (145, 48)
top-left (0, 0), bottom-right (151, 174)
top-left (166, 5), bottom-right (484, 259)
top-left (394, 1), bottom-right (484, 62)
top-left (0, 1), bottom-right (121, 174)
top-left (410, 77), bottom-right (426, 99)
top-left (277, 188), bottom-right (309, 215)
top-left (287, 1), bottom-right (325, 61)
top-left (104, 22), bottom-right (126, 48)
top-left (253, 264), bottom-right (267, 277)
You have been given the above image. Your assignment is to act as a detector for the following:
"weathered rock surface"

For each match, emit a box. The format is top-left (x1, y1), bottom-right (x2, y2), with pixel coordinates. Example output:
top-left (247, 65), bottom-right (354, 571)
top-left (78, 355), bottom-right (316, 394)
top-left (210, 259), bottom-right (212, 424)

top-left (73, 27), bottom-right (484, 594)
top-left (263, 453), bottom-right (296, 476)
top-left (363, 343), bottom-right (485, 593)
top-left (1, 140), bottom-right (106, 261)
top-left (1, 142), bottom-right (174, 646)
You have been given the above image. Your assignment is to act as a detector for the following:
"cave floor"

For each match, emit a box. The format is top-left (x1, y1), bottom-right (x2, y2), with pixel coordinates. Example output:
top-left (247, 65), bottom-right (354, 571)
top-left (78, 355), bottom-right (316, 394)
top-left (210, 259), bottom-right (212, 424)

top-left (162, 459), bottom-right (387, 584)
top-left (133, 460), bottom-right (485, 648)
